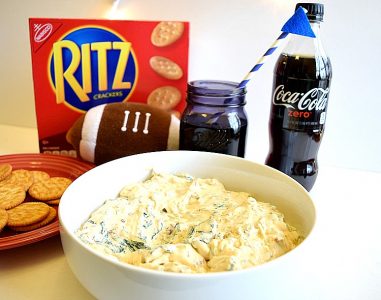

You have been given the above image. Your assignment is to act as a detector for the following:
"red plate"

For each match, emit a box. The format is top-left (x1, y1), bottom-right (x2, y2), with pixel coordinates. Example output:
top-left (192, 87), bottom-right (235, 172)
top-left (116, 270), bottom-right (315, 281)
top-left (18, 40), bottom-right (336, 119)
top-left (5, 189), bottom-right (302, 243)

top-left (0, 153), bottom-right (94, 250)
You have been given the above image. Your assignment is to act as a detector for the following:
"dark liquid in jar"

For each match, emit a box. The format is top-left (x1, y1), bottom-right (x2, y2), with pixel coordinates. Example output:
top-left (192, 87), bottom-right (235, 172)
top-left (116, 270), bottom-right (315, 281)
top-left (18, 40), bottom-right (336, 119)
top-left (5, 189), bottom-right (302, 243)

top-left (180, 114), bottom-right (247, 157)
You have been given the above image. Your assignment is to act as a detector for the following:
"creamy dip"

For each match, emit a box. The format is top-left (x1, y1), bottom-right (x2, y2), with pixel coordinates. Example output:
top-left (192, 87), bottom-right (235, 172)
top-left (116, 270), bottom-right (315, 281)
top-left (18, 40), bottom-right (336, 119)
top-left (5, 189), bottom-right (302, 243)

top-left (76, 172), bottom-right (302, 273)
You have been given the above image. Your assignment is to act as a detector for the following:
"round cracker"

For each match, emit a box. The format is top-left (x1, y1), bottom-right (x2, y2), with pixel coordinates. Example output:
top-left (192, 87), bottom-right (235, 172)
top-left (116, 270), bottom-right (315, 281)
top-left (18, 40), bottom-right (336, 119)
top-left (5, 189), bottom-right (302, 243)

top-left (30, 170), bottom-right (50, 183)
top-left (151, 21), bottom-right (184, 47)
top-left (0, 163), bottom-right (12, 181)
top-left (7, 202), bottom-right (50, 227)
top-left (147, 86), bottom-right (181, 111)
top-left (46, 199), bottom-right (60, 205)
top-left (29, 177), bottom-right (72, 201)
top-left (9, 207), bottom-right (57, 232)
top-left (0, 209), bottom-right (8, 232)
top-left (2, 169), bottom-right (33, 191)
top-left (0, 183), bottom-right (26, 210)
top-left (149, 56), bottom-right (183, 80)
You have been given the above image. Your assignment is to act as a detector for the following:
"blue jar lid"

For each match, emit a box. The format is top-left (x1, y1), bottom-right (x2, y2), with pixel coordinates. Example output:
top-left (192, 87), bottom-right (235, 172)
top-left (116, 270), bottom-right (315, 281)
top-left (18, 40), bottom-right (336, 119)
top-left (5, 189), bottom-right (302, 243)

top-left (187, 80), bottom-right (246, 106)
top-left (187, 80), bottom-right (246, 97)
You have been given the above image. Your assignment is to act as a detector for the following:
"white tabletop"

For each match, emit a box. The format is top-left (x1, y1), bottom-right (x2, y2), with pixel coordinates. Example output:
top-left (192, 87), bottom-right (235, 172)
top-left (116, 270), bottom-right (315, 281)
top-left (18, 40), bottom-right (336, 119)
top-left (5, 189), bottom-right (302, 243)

top-left (309, 167), bottom-right (381, 300)
top-left (0, 124), bottom-right (380, 300)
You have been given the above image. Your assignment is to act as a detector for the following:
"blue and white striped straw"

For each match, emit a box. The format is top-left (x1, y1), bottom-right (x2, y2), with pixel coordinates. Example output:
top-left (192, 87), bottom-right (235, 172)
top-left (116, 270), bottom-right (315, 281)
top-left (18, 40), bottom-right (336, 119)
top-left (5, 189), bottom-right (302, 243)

top-left (237, 32), bottom-right (288, 88)
top-left (237, 7), bottom-right (315, 89)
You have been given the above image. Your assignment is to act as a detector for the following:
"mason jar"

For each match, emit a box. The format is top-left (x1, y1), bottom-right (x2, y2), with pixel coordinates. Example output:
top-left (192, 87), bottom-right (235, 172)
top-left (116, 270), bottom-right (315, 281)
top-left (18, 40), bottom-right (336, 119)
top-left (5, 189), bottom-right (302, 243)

top-left (179, 80), bottom-right (248, 157)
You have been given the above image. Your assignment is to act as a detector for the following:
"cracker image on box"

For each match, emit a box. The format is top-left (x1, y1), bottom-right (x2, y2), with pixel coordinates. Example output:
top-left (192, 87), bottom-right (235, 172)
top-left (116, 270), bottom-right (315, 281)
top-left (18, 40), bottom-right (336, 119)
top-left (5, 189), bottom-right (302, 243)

top-left (147, 86), bottom-right (181, 111)
top-left (150, 56), bottom-right (183, 80)
top-left (151, 21), bottom-right (184, 47)
top-left (66, 102), bottom-right (179, 165)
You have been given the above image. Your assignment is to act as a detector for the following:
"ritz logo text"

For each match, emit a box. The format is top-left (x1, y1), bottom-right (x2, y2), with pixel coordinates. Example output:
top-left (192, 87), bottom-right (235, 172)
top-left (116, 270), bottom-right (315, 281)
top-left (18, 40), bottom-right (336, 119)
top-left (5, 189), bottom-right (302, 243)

top-left (49, 26), bottom-right (138, 112)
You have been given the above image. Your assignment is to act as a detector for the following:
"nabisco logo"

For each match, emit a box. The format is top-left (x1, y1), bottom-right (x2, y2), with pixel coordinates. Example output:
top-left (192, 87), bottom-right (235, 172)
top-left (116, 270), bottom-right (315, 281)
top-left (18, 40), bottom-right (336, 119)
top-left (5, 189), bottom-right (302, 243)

top-left (34, 23), bottom-right (53, 43)
top-left (273, 85), bottom-right (329, 111)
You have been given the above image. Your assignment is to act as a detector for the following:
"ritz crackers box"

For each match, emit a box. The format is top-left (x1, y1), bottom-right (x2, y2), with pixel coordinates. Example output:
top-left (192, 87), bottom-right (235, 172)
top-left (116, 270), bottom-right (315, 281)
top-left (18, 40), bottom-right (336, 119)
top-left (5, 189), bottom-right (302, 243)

top-left (29, 18), bottom-right (189, 157)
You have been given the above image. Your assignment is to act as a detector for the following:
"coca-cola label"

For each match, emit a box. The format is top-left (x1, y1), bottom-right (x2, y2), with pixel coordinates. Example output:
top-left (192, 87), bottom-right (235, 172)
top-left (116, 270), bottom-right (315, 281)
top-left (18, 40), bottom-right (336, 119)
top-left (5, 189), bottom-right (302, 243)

top-left (271, 79), bottom-right (330, 131)
top-left (273, 85), bottom-right (329, 111)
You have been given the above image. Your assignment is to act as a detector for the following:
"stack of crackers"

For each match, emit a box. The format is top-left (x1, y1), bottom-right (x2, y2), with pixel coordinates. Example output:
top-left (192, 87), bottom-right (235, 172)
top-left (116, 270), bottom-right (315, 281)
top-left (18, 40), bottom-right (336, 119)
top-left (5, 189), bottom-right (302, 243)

top-left (0, 163), bottom-right (72, 233)
top-left (147, 21), bottom-right (185, 115)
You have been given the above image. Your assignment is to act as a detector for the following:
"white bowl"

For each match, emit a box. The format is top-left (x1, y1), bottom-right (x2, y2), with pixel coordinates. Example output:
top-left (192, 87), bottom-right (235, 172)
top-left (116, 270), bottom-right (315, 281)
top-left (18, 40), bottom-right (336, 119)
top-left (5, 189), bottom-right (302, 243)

top-left (59, 151), bottom-right (316, 300)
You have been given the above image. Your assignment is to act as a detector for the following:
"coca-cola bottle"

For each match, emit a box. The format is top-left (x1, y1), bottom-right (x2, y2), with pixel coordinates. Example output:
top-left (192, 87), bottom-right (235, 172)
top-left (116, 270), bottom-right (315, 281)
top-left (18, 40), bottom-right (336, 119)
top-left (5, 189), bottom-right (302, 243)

top-left (265, 3), bottom-right (332, 191)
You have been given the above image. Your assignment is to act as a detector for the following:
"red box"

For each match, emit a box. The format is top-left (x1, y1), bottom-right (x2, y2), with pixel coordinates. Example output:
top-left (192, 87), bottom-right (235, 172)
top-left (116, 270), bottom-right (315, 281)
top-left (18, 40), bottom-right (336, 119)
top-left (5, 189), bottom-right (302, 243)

top-left (29, 18), bottom-right (189, 157)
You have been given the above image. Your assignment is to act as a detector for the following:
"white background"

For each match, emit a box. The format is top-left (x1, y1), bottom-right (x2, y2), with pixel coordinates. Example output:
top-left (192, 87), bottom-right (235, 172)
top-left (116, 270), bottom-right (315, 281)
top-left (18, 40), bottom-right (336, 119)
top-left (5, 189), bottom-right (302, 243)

top-left (0, 0), bottom-right (380, 172)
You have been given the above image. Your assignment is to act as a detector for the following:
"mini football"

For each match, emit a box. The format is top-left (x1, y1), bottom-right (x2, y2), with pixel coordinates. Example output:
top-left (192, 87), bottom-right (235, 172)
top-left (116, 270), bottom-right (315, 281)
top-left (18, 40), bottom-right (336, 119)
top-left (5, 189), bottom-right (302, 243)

top-left (66, 102), bottom-right (179, 165)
